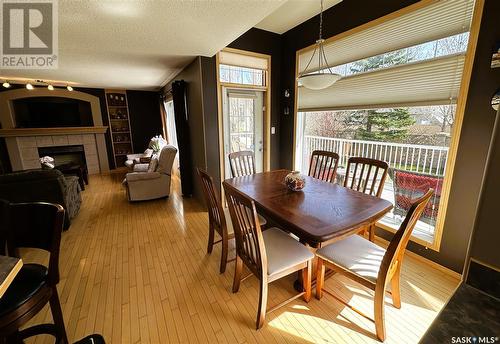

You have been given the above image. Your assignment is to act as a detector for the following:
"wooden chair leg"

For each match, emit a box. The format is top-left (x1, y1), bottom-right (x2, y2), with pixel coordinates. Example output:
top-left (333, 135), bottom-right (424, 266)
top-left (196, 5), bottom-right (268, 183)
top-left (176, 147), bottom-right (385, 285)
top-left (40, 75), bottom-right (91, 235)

top-left (207, 224), bottom-right (215, 254)
top-left (391, 271), bottom-right (402, 309)
top-left (316, 258), bottom-right (325, 300)
top-left (220, 234), bottom-right (228, 274)
top-left (256, 277), bottom-right (268, 330)
top-left (374, 288), bottom-right (386, 342)
top-left (368, 224), bottom-right (375, 242)
top-left (302, 261), bottom-right (312, 302)
top-left (49, 288), bottom-right (68, 344)
top-left (232, 256), bottom-right (243, 293)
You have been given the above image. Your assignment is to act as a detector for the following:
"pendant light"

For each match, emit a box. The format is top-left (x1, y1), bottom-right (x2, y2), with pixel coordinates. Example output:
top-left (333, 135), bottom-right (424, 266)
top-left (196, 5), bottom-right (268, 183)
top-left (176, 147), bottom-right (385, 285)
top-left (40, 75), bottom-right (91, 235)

top-left (297, 0), bottom-right (341, 90)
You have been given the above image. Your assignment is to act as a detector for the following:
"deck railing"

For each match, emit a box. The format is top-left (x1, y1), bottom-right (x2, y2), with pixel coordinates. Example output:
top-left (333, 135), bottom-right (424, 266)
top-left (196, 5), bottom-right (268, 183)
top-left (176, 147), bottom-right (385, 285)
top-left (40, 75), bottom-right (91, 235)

top-left (300, 135), bottom-right (449, 176)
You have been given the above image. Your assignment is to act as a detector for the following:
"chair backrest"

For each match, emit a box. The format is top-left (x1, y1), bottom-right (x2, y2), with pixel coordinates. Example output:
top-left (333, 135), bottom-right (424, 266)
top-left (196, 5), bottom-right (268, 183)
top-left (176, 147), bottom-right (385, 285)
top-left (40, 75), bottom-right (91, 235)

top-left (344, 157), bottom-right (389, 197)
top-left (377, 189), bottom-right (434, 287)
top-left (308, 150), bottom-right (340, 183)
top-left (197, 168), bottom-right (227, 237)
top-left (228, 151), bottom-right (255, 177)
top-left (222, 181), bottom-right (267, 278)
top-left (157, 145), bottom-right (178, 175)
top-left (1, 200), bottom-right (65, 285)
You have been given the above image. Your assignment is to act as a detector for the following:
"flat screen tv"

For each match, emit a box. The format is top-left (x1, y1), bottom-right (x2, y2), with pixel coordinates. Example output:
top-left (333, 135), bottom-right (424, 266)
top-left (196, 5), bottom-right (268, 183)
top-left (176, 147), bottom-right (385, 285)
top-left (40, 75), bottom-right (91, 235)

top-left (13, 97), bottom-right (93, 128)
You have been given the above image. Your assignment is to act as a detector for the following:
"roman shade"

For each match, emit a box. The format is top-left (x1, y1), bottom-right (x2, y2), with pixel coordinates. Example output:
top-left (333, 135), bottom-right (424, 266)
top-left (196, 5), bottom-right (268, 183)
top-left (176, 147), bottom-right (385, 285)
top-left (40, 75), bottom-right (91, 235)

top-left (298, 0), bottom-right (474, 74)
top-left (297, 0), bottom-right (474, 111)
top-left (219, 50), bottom-right (268, 70)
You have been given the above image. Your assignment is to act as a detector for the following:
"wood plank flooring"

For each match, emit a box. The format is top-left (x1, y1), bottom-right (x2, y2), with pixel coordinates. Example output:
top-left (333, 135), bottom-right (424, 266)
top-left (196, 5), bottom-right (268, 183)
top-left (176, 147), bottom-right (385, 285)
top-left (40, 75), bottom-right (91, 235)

top-left (23, 174), bottom-right (459, 344)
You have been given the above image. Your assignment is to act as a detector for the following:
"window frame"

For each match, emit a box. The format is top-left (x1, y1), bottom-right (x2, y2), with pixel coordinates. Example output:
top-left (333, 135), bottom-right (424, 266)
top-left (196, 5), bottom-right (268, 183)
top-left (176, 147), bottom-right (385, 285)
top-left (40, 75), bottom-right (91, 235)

top-left (292, 0), bottom-right (484, 251)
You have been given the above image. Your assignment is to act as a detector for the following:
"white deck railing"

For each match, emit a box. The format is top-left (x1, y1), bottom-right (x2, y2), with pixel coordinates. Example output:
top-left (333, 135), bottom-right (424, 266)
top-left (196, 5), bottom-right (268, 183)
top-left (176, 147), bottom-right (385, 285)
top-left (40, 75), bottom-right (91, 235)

top-left (300, 135), bottom-right (449, 176)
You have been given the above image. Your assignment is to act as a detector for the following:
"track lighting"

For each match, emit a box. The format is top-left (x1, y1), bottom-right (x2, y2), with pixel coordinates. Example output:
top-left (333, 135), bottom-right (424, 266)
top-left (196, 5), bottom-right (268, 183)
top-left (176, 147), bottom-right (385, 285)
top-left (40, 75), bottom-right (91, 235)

top-left (26, 83), bottom-right (34, 90)
top-left (47, 84), bottom-right (54, 91)
top-left (66, 85), bottom-right (73, 91)
top-left (2, 81), bottom-right (10, 88)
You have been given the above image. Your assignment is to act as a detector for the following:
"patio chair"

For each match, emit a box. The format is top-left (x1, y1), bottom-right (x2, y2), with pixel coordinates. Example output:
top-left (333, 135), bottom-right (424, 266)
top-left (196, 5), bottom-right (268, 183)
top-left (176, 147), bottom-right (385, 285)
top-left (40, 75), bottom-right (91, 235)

top-left (389, 168), bottom-right (443, 226)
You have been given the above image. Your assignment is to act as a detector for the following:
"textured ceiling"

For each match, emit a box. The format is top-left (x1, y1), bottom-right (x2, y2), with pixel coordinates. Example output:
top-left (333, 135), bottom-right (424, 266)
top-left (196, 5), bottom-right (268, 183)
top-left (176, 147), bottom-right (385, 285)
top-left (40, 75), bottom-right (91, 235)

top-left (255, 0), bottom-right (342, 34)
top-left (3, 0), bottom-right (285, 91)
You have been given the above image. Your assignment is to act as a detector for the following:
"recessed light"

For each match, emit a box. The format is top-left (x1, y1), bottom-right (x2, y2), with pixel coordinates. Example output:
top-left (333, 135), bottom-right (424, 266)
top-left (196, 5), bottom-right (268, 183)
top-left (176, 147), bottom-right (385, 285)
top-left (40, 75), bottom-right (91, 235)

top-left (66, 85), bottom-right (73, 91)
top-left (48, 84), bottom-right (54, 91)
top-left (2, 81), bottom-right (10, 88)
top-left (26, 83), bottom-right (34, 90)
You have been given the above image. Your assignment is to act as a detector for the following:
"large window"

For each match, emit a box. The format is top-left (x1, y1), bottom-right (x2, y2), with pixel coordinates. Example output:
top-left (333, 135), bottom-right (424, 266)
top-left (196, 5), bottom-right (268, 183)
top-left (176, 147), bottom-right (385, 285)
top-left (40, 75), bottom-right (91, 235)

top-left (294, 0), bottom-right (475, 249)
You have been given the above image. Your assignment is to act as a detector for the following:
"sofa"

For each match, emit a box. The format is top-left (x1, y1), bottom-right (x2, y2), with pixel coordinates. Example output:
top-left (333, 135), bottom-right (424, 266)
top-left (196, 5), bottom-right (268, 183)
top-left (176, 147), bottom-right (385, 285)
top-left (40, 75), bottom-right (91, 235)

top-left (123, 145), bottom-right (177, 201)
top-left (0, 169), bottom-right (82, 230)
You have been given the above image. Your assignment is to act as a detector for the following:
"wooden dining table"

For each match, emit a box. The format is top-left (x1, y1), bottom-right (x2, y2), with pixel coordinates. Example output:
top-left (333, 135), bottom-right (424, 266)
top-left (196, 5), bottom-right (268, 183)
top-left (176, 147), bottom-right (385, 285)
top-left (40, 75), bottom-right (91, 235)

top-left (224, 170), bottom-right (393, 248)
top-left (0, 255), bottom-right (23, 298)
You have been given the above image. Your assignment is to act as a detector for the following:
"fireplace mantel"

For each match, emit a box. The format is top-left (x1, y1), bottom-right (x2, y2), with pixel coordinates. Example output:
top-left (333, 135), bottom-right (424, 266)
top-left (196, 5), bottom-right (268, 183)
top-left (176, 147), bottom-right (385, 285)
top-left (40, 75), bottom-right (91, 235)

top-left (0, 126), bottom-right (108, 138)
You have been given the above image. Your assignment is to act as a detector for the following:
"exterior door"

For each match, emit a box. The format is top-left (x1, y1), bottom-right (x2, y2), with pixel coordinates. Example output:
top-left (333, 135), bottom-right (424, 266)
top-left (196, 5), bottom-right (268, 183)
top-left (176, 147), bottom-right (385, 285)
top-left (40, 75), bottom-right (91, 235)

top-left (222, 88), bottom-right (264, 178)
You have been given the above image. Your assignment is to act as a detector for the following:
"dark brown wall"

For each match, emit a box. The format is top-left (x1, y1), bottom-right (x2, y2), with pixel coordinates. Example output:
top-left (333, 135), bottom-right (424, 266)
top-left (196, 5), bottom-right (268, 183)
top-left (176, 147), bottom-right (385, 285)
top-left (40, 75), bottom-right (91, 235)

top-left (228, 28), bottom-right (282, 170)
top-left (468, 0), bottom-right (500, 268)
top-left (126, 90), bottom-right (163, 154)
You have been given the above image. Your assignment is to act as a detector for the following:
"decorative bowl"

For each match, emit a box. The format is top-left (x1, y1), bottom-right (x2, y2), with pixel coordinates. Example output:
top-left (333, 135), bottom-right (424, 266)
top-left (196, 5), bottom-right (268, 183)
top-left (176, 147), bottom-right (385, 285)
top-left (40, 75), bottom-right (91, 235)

top-left (284, 171), bottom-right (306, 191)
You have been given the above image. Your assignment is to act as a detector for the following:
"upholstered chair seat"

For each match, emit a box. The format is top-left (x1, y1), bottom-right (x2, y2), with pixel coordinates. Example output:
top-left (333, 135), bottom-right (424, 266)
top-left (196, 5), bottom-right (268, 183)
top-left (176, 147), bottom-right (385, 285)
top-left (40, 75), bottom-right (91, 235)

top-left (316, 235), bottom-right (385, 283)
top-left (263, 228), bottom-right (314, 276)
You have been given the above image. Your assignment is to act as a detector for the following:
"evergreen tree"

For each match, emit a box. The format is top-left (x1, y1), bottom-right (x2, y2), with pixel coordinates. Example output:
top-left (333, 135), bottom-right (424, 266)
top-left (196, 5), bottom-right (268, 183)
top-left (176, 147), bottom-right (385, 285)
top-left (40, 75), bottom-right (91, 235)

top-left (349, 49), bottom-right (409, 73)
top-left (345, 108), bottom-right (415, 141)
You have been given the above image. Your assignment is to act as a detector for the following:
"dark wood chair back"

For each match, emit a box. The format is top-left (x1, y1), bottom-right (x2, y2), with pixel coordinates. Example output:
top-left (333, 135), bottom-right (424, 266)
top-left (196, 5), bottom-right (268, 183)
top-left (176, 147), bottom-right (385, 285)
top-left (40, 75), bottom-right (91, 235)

top-left (3, 201), bottom-right (65, 286)
top-left (308, 150), bottom-right (340, 183)
top-left (344, 157), bottom-right (389, 197)
top-left (223, 181), bottom-right (266, 278)
top-left (228, 151), bottom-right (255, 177)
top-left (197, 168), bottom-right (226, 237)
top-left (378, 189), bottom-right (434, 286)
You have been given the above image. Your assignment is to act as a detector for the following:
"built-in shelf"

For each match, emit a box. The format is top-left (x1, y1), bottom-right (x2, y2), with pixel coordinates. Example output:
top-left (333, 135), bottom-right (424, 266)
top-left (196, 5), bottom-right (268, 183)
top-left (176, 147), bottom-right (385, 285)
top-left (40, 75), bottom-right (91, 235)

top-left (105, 90), bottom-right (133, 168)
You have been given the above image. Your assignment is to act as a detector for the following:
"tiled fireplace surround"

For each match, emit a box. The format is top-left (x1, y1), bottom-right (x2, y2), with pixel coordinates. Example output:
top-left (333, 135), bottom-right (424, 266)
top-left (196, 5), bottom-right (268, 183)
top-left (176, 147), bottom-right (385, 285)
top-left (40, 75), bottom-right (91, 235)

top-left (16, 134), bottom-right (101, 173)
top-left (0, 88), bottom-right (110, 174)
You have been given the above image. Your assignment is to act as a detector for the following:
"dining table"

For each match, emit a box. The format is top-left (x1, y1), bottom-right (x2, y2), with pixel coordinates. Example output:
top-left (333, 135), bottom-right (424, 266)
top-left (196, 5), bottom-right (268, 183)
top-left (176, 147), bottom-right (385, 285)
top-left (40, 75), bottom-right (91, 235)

top-left (224, 169), bottom-right (393, 248)
top-left (0, 255), bottom-right (23, 298)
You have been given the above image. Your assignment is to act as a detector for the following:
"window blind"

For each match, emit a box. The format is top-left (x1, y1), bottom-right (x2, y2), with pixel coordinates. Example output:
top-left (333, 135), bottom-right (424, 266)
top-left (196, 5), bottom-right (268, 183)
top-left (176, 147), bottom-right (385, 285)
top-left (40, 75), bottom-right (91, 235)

top-left (219, 50), bottom-right (268, 70)
top-left (298, 54), bottom-right (465, 111)
top-left (298, 0), bottom-right (474, 74)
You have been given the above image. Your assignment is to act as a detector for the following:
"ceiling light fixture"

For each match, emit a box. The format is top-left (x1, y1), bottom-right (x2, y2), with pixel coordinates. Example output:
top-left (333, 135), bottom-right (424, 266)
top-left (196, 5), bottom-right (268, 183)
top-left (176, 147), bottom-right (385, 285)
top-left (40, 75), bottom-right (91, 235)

top-left (66, 85), bottom-right (73, 91)
top-left (2, 81), bottom-right (10, 88)
top-left (48, 84), bottom-right (54, 91)
top-left (297, 0), bottom-right (341, 90)
top-left (26, 83), bottom-right (34, 90)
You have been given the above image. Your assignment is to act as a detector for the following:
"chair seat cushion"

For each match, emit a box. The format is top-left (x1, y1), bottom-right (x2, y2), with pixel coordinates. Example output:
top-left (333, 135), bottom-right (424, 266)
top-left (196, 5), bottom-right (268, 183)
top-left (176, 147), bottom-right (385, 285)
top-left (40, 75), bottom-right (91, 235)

top-left (224, 208), bottom-right (267, 235)
top-left (263, 228), bottom-right (314, 276)
top-left (316, 235), bottom-right (386, 283)
top-left (0, 263), bottom-right (48, 317)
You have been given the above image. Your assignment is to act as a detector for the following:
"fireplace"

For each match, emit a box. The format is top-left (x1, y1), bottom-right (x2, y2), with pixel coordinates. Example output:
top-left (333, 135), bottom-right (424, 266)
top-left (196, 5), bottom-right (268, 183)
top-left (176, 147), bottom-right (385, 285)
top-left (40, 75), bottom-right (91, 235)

top-left (38, 145), bottom-right (87, 170)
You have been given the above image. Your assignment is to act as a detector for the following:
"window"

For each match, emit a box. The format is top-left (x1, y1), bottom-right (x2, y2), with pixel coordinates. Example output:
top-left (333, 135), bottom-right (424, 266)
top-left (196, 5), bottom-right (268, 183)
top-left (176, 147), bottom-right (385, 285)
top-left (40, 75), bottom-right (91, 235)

top-left (294, 0), bottom-right (476, 249)
top-left (219, 64), bottom-right (266, 86)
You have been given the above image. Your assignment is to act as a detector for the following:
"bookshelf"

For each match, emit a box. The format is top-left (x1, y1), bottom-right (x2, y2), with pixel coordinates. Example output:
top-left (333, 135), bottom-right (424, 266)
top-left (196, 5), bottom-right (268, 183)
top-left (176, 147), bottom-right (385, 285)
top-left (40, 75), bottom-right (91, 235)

top-left (105, 90), bottom-right (133, 168)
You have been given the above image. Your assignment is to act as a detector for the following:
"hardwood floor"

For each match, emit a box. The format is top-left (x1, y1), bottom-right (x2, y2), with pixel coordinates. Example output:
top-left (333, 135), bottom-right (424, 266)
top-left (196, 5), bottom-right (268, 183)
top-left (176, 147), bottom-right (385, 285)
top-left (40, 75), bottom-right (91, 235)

top-left (23, 174), bottom-right (459, 344)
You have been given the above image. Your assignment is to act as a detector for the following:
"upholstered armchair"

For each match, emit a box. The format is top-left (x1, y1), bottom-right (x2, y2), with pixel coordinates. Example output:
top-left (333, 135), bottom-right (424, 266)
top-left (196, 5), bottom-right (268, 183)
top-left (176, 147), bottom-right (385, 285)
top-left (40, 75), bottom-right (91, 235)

top-left (123, 145), bottom-right (177, 201)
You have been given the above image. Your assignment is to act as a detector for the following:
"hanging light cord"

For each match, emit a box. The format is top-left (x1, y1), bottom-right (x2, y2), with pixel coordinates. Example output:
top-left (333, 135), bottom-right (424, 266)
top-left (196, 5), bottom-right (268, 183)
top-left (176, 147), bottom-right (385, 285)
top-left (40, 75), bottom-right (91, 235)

top-left (299, 0), bottom-right (335, 77)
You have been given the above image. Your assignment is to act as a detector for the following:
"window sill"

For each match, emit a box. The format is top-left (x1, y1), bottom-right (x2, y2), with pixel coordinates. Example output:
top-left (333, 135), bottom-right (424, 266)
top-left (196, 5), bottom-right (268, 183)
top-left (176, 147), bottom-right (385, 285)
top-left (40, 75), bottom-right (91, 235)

top-left (376, 218), bottom-right (438, 251)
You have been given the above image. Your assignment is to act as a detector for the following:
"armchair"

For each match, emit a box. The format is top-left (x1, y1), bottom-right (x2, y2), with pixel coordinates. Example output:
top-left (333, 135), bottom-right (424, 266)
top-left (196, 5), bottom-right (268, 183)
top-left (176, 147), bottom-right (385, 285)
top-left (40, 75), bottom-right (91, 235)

top-left (123, 145), bottom-right (177, 201)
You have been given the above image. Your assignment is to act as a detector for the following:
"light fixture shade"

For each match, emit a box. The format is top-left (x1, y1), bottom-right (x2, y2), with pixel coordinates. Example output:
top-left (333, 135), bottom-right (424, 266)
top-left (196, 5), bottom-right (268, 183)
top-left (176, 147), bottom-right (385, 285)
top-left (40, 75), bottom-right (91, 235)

top-left (2, 82), bottom-right (11, 88)
top-left (66, 85), bottom-right (73, 91)
top-left (48, 84), bottom-right (54, 91)
top-left (26, 83), bottom-right (34, 90)
top-left (297, 73), bottom-right (341, 90)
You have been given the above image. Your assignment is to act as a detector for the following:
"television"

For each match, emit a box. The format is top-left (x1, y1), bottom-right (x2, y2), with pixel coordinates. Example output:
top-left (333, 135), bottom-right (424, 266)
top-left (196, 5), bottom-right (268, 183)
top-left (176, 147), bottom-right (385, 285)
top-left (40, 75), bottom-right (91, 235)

top-left (13, 97), bottom-right (93, 128)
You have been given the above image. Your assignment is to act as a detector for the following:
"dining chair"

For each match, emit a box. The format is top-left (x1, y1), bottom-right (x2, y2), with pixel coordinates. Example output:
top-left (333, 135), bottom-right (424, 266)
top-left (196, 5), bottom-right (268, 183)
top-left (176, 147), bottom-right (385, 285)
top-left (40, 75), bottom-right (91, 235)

top-left (228, 151), bottom-right (255, 177)
top-left (344, 157), bottom-right (389, 241)
top-left (223, 181), bottom-right (314, 330)
top-left (197, 168), bottom-right (266, 273)
top-left (308, 150), bottom-right (340, 183)
top-left (315, 189), bottom-right (434, 342)
top-left (0, 200), bottom-right (68, 344)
